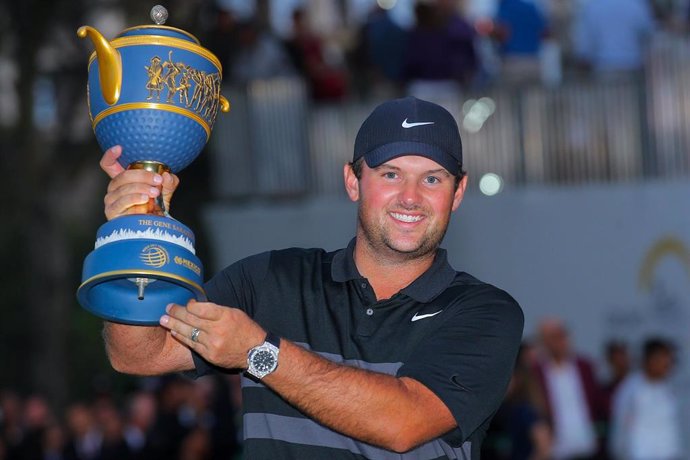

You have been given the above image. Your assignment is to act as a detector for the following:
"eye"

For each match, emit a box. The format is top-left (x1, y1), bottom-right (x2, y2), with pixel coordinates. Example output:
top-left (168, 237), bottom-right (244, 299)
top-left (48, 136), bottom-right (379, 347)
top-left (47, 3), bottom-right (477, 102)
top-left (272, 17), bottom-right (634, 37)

top-left (424, 175), bottom-right (441, 184)
top-left (382, 171), bottom-right (398, 180)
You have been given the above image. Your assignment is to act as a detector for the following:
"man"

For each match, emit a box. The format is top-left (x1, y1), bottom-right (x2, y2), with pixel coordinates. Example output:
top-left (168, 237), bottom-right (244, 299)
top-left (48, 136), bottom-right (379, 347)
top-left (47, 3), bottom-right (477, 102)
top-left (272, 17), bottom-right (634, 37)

top-left (609, 337), bottom-right (682, 460)
top-left (533, 318), bottom-right (605, 460)
top-left (99, 96), bottom-right (524, 459)
top-left (493, 0), bottom-right (549, 86)
top-left (572, 0), bottom-right (655, 75)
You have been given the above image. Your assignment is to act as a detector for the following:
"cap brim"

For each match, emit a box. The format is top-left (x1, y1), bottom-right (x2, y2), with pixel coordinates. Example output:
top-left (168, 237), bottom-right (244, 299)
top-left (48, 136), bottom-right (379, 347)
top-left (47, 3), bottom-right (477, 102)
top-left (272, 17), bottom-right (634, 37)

top-left (363, 141), bottom-right (460, 175)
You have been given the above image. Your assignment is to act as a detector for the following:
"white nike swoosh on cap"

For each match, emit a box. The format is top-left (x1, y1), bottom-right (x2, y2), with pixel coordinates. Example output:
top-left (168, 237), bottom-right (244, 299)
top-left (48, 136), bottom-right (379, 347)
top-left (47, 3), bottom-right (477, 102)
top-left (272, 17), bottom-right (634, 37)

top-left (402, 118), bottom-right (435, 128)
top-left (411, 310), bottom-right (443, 322)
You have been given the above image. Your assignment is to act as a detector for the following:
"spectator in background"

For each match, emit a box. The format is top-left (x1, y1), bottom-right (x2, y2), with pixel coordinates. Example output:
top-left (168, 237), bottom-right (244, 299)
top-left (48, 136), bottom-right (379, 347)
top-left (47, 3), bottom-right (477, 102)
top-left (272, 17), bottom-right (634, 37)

top-left (123, 391), bottom-right (156, 458)
top-left (609, 337), bottom-right (682, 460)
top-left (533, 318), bottom-right (605, 460)
top-left (146, 377), bottom-right (195, 460)
top-left (0, 391), bottom-right (23, 459)
top-left (492, 0), bottom-right (549, 86)
top-left (205, 6), bottom-right (239, 82)
top-left (91, 397), bottom-right (131, 460)
top-left (483, 343), bottom-right (552, 460)
top-left (572, 0), bottom-right (655, 77)
top-left (601, 340), bottom-right (630, 418)
top-left (350, 5), bottom-right (407, 99)
top-left (285, 8), bottom-right (348, 102)
top-left (62, 402), bottom-right (102, 460)
top-left (42, 423), bottom-right (65, 460)
top-left (16, 395), bottom-right (54, 460)
top-left (403, 0), bottom-right (479, 100)
top-left (230, 19), bottom-right (296, 84)
top-left (178, 428), bottom-right (211, 460)
top-left (600, 340), bottom-right (631, 459)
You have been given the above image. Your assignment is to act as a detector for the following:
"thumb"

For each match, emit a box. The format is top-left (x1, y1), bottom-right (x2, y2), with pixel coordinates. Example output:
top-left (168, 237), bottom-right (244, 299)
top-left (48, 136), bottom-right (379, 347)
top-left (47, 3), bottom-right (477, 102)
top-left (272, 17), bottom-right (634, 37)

top-left (99, 145), bottom-right (125, 178)
top-left (161, 171), bottom-right (179, 211)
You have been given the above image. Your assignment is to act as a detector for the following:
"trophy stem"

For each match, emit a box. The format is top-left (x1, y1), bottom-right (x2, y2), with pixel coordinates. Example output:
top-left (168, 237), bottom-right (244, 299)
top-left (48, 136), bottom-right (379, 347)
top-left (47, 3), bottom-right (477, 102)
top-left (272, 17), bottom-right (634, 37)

top-left (128, 161), bottom-right (171, 216)
top-left (133, 277), bottom-right (156, 300)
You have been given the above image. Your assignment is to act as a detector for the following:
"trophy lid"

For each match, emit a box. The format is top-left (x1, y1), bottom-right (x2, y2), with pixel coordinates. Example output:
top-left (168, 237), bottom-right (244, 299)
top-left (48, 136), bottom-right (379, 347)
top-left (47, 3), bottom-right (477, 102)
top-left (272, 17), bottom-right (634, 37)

top-left (116, 5), bottom-right (200, 44)
top-left (116, 25), bottom-right (200, 45)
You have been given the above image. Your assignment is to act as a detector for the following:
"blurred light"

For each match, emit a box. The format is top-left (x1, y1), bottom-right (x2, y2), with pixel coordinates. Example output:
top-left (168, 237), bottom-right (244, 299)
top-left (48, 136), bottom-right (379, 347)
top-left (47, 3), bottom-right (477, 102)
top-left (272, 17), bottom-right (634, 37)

top-left (462, 97), bottom-right (496, 133)
top-left (377, 0), bottom-right (397, 9)
top-left (479, 173), bottom-right (503, 196)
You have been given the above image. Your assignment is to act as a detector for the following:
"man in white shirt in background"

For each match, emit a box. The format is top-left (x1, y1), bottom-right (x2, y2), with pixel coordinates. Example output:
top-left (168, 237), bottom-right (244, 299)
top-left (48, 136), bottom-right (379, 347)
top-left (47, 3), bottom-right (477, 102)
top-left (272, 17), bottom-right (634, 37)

top-left (609, 337), bottom-right (682, 460)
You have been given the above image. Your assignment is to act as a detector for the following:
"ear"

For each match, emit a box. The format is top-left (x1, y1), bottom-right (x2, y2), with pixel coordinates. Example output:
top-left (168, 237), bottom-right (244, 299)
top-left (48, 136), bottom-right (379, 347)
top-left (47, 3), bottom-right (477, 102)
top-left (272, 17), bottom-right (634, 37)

top-left (451, 175), bottom-right (468, 212)
top-left (343, 163), bottom-right (360, 202)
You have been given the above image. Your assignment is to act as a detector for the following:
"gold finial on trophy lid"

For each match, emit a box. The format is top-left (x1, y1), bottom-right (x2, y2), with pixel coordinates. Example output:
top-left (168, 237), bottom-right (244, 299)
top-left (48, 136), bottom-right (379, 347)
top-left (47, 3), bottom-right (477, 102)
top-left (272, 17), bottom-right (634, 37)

top-left (150, 5), bottom-right (169, 25)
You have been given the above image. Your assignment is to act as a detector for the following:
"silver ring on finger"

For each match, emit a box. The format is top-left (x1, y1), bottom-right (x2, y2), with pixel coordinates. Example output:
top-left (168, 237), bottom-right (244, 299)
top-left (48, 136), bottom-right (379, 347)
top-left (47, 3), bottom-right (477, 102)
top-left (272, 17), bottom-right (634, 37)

top-left (190, 327), bottom-right (201, 343)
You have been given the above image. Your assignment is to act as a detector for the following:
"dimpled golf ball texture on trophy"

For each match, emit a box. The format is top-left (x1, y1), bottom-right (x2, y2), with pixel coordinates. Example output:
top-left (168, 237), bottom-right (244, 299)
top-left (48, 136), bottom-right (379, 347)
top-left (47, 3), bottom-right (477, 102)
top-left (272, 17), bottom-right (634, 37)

top-left (76, 6), bottom-right (229, 324)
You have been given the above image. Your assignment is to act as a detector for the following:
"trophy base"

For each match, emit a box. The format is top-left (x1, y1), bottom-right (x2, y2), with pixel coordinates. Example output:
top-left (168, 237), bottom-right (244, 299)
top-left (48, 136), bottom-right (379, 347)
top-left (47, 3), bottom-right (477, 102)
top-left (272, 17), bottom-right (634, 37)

top-left (77, 215), bottom-right (205, 325)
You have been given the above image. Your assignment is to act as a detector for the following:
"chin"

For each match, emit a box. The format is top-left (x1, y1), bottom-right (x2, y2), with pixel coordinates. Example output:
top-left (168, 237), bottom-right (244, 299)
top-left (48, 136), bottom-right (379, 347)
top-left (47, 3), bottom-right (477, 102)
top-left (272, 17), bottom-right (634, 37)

top-left (385, 240), bottom-right (436, 259)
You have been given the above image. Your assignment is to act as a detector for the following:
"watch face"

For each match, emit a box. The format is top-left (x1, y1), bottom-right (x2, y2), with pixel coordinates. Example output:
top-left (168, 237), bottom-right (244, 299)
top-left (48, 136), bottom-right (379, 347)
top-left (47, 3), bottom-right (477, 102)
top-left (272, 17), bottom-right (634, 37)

top-left (251, 349), bottom-right (276, 374)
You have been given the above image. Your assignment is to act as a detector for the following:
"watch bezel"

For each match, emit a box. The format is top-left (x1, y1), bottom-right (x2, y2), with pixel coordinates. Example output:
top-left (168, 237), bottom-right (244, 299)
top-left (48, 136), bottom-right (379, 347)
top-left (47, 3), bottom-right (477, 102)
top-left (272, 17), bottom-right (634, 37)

top-left (246, 334), bottom-right (280, 379)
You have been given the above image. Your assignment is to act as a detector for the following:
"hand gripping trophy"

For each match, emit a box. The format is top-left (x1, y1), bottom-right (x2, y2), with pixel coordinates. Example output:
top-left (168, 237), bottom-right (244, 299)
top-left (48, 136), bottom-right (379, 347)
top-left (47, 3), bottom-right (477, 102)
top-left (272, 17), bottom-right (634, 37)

top-left (76, 6), bottom-right (230, 324)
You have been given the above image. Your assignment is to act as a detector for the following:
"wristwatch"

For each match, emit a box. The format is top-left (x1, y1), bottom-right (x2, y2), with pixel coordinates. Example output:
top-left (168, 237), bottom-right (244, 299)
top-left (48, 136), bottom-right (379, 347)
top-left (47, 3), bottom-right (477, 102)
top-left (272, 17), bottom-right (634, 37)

top-left (246, 332), bottom-right (281, 379)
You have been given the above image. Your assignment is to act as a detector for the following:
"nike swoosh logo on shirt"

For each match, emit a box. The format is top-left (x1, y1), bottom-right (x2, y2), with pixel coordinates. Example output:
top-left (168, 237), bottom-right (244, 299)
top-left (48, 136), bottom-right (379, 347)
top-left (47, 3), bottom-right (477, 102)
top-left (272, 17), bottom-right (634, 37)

top-left (402, 118), bottom-right (435, 128)
top-left (411, 310), bottom-right (443, 322)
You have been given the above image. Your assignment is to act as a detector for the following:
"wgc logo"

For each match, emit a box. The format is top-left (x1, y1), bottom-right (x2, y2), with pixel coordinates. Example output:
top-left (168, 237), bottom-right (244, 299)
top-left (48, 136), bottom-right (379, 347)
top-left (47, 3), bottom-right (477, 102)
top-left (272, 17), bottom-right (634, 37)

top-left (139, 244), bottom-right (169, 268)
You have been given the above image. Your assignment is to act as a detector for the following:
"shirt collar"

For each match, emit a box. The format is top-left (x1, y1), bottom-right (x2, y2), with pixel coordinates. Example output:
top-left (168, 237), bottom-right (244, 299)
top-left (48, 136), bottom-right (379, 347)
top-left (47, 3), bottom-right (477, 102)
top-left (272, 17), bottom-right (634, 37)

top-left (331, 237), bottom-right (457, 302)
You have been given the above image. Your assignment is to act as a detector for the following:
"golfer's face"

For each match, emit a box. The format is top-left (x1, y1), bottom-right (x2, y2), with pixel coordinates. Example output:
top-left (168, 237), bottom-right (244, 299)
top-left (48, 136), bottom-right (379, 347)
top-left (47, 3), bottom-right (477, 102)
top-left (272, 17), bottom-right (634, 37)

top-left (352, 155), bottom-right (465, 260)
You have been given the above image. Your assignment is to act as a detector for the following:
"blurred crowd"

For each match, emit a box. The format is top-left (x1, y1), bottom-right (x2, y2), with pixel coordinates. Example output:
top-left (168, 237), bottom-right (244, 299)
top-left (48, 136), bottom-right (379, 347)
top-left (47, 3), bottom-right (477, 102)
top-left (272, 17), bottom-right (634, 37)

top-left (203, 0), bottom-right (688, 103)
top-left (482, 318), bottom-right (682, 460)
top-left (0, 375), bottom-right (242, 460)
top-left (0, 317), bottom-right (682, 460)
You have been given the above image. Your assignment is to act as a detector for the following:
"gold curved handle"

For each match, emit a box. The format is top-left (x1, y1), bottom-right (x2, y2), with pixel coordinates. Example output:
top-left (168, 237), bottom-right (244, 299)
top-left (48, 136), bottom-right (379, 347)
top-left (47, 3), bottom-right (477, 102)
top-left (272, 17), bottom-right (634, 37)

top-left (77, 26), bottom-right (122, 106)
top-left (219, 95), bottom-right (230, 113)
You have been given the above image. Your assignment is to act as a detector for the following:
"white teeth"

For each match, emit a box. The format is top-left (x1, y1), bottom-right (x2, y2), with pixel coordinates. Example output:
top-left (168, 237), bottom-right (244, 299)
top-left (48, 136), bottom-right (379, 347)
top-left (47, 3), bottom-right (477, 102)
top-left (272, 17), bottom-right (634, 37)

top-left (391, 212), bottom-right (423, 223)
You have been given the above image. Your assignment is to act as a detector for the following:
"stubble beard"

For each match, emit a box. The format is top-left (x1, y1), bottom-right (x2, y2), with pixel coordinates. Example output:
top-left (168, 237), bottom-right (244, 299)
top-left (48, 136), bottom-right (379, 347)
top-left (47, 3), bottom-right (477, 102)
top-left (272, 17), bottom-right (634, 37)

top-left (357, 204), bottom-right (451, 263)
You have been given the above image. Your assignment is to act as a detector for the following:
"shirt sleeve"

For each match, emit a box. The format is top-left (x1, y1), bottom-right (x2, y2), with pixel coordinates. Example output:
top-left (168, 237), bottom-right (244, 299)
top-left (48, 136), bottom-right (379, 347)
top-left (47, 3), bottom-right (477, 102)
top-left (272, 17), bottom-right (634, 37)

top-left (396, 285), bottom-right (524, 446)
top-left (187, 251), bottom-right (272, 378)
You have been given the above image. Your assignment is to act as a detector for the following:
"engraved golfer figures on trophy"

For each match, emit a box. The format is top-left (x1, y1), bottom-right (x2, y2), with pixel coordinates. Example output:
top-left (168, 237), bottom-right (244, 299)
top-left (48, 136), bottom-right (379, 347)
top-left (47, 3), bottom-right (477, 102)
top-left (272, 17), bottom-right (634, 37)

top-left (76, 6), bottom-right (230, 324)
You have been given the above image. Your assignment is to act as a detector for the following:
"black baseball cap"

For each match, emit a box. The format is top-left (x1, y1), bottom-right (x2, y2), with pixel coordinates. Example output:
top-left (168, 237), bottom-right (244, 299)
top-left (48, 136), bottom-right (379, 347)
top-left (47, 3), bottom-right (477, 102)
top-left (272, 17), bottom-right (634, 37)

top-left (353, 96), bottom-right (463, 175)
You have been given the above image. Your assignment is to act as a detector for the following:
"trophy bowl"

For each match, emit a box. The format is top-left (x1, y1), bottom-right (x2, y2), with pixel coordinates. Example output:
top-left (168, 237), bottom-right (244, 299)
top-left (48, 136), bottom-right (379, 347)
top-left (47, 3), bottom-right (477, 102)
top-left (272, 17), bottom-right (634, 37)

top-left (76, 6), bottom-right (229, 324)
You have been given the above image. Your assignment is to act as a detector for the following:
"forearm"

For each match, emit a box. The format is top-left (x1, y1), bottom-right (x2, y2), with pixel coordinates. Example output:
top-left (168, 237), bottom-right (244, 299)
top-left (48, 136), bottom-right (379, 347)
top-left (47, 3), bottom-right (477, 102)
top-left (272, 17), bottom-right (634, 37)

top-left (263, 340), bottom-right (455, 452)
top-left (103, 322), bottom-right (190, 375)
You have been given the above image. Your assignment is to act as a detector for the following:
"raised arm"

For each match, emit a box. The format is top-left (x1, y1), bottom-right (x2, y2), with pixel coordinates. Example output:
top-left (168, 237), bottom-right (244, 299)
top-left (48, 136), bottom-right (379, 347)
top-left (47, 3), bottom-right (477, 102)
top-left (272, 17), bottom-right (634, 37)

top-left (99, 145), bottom-right (192, 375)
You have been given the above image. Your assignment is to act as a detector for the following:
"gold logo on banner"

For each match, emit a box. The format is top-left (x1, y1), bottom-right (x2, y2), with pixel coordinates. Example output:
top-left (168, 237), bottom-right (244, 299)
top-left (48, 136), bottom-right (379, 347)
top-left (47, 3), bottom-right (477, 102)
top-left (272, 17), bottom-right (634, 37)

top-left (145, 50), bottom-right (221, 125)
top-left (638, 236), bottom-right (690, 292)
top-left (140, 244), bottom-right (169, 268)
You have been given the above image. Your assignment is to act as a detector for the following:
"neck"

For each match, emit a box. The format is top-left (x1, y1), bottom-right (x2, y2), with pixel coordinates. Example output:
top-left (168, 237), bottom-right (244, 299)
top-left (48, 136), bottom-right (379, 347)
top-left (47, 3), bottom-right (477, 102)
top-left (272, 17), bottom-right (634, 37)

top-left (353, 238), bottom-right (436, 300)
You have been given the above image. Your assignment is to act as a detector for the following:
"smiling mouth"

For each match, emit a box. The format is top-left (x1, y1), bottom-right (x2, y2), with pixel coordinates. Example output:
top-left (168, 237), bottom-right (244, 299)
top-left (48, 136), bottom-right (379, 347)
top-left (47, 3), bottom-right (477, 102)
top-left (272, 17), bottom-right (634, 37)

top-left (390, 212), bottom-right (424, 223)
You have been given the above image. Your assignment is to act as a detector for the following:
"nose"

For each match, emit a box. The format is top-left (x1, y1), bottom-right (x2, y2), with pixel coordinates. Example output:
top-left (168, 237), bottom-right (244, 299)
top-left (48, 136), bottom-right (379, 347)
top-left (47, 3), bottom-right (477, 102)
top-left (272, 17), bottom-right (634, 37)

top-left (398, 180), bottom-right (422, 208)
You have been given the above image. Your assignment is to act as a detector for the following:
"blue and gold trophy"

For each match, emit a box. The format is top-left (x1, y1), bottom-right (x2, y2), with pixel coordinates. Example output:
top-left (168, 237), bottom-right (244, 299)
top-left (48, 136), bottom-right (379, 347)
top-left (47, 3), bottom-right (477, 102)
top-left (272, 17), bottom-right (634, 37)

top-left (77, 6), bottom-right (230, 324)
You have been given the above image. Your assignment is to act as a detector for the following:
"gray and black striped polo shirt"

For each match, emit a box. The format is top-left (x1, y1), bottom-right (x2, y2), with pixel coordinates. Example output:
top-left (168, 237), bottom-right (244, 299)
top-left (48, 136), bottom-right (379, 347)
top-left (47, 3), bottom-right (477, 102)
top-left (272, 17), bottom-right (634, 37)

top-left (195, 238), bottom-right (524, 459)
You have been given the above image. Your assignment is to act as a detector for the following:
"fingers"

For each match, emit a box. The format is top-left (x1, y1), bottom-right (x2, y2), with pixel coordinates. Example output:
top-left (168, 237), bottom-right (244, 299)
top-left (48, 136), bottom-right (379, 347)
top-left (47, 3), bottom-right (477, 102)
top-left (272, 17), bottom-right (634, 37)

top-left (160, 303), bottom-right (205, 348)
top-left (100, 145), bottom-right (125, 178)
top-left (100, 145), bottom-right (183, 220)
top-left (160, 301), bottom-right (265, 369)
top-left (186, 299), bottom-right (224, 321)
top-left (103, 168), bottom-right (181, 220)
top-left (104, 174), bottom-right (162, 220)
top-left (159, 301), bottom-right (225, 342)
